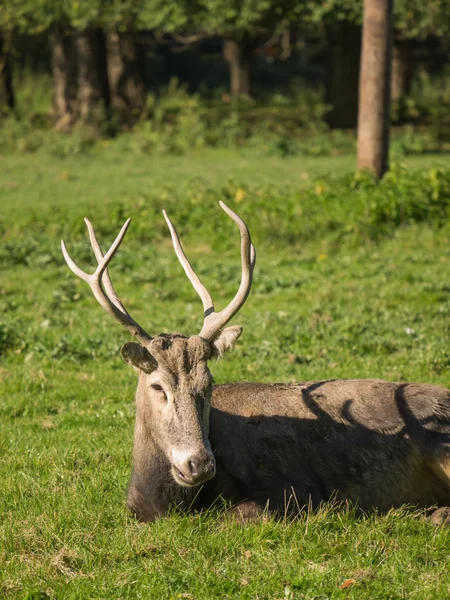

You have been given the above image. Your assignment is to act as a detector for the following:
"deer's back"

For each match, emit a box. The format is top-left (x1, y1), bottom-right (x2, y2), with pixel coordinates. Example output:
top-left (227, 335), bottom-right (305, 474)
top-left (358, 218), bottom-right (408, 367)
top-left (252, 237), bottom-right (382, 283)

top-left (209, 379), bottom-right (450, 511)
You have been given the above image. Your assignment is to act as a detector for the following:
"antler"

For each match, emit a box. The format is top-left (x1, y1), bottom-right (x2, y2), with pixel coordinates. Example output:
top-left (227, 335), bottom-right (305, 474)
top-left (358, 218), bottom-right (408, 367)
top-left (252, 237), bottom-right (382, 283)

top-left (61, 219), bottom-right (153, 346)
top-left (163, 202), bottom-right (256, 341)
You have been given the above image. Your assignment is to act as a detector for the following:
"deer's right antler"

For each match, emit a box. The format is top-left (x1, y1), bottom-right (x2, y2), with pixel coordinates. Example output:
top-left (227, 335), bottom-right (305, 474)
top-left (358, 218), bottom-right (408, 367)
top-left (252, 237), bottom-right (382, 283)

top-left (163, 202), bottom-right (256, 342)
top-left (61, 219), bottom-right (153, 346)
top-left (62, 203), bottom-right (255, 345)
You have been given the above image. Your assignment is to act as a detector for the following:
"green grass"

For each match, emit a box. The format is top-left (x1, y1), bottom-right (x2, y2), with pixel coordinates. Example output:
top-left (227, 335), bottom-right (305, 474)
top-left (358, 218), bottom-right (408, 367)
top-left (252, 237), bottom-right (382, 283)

top-left (1, 147), bottom-right (450, 599)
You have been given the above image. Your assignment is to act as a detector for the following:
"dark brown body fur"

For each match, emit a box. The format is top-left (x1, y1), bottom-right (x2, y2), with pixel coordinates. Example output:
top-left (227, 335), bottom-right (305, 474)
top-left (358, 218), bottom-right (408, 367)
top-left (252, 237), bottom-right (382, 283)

top-left (128, 378), bottom-right (450, 521)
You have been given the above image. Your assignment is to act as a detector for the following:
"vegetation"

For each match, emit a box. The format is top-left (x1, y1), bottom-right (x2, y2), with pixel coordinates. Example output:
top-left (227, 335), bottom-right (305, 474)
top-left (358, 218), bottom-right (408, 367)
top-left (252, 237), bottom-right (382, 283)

top-left (1, 0), bottom-right (450, 124)
top-left (2, 71), bottom-right (450, 162)
top-left (1, 147), bottom-right (450, 598)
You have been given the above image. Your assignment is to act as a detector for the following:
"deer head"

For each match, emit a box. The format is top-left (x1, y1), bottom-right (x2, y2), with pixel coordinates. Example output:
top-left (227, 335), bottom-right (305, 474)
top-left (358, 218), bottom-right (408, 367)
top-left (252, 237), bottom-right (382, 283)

top-left (61, 203), bottom-right (255, 488)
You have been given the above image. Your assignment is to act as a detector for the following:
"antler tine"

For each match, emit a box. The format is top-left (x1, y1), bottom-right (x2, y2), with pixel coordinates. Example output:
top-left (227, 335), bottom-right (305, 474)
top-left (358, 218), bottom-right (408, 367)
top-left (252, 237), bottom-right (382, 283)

top-left (163, 210), bottom-right (214, 315)
top-left (61, 220), bottom-right (153, 345)
top-left (84, 218), bottom-right (127, 313)
top-left (197, 201), bottom-right (254, 340)
top-left (163, 202), bottom-right (254, 342)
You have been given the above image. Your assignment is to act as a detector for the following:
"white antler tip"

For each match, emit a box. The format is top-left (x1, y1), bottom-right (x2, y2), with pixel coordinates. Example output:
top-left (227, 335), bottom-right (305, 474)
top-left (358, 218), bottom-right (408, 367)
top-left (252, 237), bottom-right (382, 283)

top-left (162, 210), bottom-right (173, 229)
top-left (61, 218), bottom-right (152, 343)
top-left (219, 201), bottom-right (238, 220)
top-left (61, 239), bottom-right (69, 255)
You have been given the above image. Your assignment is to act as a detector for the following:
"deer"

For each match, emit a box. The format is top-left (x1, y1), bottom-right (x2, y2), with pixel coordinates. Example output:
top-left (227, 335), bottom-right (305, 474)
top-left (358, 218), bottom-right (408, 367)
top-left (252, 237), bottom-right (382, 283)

top-left (61, 203), bottom-right (450, 524)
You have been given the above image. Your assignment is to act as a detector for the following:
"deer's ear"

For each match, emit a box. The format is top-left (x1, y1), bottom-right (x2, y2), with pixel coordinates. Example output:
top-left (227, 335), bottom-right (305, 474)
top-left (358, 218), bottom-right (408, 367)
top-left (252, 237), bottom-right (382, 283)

top-left (210, 326), bottom-right (243, 358)
top-left (121, 343), bottom-right (156, 373)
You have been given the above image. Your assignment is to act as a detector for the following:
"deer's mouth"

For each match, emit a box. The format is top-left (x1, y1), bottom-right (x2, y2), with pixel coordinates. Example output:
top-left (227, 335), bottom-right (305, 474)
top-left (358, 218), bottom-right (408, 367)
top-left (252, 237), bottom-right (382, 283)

top-left (171, 466), bottom-right (198, 487)
top-left (171, 463), bottom-right (216, 488)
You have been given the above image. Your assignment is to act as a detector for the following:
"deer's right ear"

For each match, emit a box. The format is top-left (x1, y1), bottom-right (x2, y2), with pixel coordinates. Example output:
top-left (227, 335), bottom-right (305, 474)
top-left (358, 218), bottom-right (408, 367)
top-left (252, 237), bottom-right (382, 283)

top-left (121, 343), bottom-right (156, 373)
top-left (210, 325), bottom-right (243, 358)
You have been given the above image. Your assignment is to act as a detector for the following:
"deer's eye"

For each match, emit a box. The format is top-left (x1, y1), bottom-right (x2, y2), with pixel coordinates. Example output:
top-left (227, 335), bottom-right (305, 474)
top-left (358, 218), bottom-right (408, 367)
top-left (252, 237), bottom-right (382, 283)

top-left (151, 383), bottom-right (167, 401)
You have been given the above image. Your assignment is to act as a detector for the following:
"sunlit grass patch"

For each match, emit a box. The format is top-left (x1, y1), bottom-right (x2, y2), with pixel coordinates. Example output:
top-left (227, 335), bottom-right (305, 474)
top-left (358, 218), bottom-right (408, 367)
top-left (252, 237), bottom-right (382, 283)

top-left (1, 149), bottom-right (449, 599)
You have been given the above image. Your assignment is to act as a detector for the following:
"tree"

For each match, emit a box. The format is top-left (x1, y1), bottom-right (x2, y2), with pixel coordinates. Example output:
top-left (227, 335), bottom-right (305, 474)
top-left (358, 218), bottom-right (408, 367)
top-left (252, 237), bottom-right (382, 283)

top-left (309, 0), bottom-right (450, 125)
top-left (0, 0), bottom-right (109, 127)
top-left (0, 32), bottom-right (15, 115)
top-left (49, 0), bottom-right (150, 128)
top-left (49, 26), bottom-right (111, 130)
top-left (222, 34), bottom-right (254, 97)
top-left (74, 27), bottom-right (110, 125)
top-left (0, 0), bottom-right (149, 128)
top-left (391, 0), bottom-right (450, 102)
top-left (0, 0), bottom-right (48, 117)
top-left (49, 24), bottom-right (77, 129)
top-left (142, 0), bottom-right (305, 98)
top-left (102, 0), bottom-right (153, 125)
top-left (357, 0), bottom-right (393, 178)
top-left (324, 22), bottom-right (361, 128)
top-left (305, 2), bottom-right (363, 128)
top-left (198, 1), bottom-right (306, 97)
top-left (105, 31), bottom-right (146, 124)
top-left (49, 1), bottom-right (110, 128)
top-left (390, 39), bottom-right (414, 103)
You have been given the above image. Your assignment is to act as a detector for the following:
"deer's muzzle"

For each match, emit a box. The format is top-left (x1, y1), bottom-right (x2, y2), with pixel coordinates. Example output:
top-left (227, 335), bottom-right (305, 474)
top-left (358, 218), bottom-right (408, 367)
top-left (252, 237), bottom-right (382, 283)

top-left (171, 448), bottom-right (216, 487)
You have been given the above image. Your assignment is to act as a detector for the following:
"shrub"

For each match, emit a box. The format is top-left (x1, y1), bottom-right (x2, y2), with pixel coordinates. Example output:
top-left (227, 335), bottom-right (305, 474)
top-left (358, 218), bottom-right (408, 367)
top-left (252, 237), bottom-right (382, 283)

top-left (0, 321), bottom-right (16, 356)
top-left (290, 165), bottom-right (450, 243)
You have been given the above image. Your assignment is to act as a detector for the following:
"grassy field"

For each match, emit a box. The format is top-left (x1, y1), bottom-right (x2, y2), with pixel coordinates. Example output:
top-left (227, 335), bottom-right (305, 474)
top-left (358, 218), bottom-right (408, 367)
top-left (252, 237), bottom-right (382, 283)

top-left (1, 147), bottom-right (450, 599)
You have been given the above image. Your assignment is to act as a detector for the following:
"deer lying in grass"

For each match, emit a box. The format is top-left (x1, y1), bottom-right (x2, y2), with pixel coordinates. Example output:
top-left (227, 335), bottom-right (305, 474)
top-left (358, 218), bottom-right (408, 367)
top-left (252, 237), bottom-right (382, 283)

top-left (62, 203), bottom-right (450, 523)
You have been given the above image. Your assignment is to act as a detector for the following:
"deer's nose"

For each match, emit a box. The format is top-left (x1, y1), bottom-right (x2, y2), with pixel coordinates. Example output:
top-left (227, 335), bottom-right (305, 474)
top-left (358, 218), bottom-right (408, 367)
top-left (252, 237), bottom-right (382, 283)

top-left (172, 450), bottom-right (216, 486)
top-left (188, 459), bottom-right (200, 476)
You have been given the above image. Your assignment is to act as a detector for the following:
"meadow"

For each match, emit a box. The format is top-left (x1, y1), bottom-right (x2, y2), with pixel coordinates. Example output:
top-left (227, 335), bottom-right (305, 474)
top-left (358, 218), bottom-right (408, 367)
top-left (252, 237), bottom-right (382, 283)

top-left (1, 145), bottom-right (450, 599)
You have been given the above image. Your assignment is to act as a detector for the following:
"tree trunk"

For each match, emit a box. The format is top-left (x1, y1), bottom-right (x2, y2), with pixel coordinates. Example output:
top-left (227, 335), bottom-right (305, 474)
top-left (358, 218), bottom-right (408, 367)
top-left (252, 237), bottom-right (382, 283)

top-left (106, 31), bottom-right (146, 125)
top-left (357, 0), bottom-right (393, 178)
top-left (74, 28), bottom-right (110, 125)
top-left (50, 26), bottom-right (110, 129)
top-left (325, 24), bottom-right (361, 128)
top-left (49, 26), bottom-right (78, 130)
top-left (0, 32), bottom-right (15, 116)
top-left (223, 36), bottom-right (254, 97)
top-left (391, 39), bottom-right (414, 102)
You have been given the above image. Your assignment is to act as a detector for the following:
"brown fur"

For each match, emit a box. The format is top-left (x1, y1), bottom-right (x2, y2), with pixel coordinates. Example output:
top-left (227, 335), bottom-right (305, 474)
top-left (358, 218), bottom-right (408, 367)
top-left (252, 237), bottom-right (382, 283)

top-left (124, 334), bottom-right (450, 522)
top-left (62, 212), bottom-right (450, 523)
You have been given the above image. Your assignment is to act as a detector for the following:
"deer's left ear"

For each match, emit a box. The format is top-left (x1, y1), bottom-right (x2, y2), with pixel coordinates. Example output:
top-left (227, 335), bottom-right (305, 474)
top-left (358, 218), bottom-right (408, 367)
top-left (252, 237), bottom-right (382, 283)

top-left (210, 326), bottom-right (243, 358)
top-left (121, 342), bottom-right (157, 373)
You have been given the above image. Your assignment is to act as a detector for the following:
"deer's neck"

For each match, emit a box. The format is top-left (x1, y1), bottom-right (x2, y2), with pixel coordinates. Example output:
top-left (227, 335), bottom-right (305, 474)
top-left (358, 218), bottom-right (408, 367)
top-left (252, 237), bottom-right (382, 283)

top-left (128, 421), bottom-right (196, 521)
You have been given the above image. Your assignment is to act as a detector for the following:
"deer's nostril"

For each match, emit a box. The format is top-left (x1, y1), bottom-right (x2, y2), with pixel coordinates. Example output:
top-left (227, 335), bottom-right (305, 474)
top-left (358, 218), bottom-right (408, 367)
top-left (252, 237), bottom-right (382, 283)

top-left (188, 460), bottom-right (199, 476)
